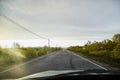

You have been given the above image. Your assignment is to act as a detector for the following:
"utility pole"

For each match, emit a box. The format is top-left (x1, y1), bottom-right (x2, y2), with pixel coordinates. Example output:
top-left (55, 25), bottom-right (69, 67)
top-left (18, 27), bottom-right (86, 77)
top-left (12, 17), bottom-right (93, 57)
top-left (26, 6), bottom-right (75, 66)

top-left (47, 39), bottom-right (50, 53)
top-left (48, 39), bottom-right (50, 48)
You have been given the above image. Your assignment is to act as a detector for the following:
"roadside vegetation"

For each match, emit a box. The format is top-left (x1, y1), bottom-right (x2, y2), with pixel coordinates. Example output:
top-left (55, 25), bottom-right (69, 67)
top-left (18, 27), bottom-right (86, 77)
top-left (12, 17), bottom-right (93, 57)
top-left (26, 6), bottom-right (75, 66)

top-left (0, 44), bottom-right (61, 72)
top-left (68, 33), bottom-right (120, 68)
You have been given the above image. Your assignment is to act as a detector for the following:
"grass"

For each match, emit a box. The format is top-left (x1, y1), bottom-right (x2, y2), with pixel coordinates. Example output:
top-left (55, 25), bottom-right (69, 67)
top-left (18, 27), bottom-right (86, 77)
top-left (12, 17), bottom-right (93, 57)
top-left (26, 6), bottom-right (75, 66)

top-left (70, 50), bottom-right (120, 68)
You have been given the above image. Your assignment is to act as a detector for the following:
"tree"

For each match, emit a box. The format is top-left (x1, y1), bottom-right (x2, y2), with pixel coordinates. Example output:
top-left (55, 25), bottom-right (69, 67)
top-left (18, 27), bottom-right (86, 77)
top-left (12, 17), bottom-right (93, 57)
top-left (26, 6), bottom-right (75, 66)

top-left (86, 41), bottom-right (92, 45)
top-left (106, 39), bottom-right (115, 51)
top-left (112, 33), bottom-right (120, 43)
top-left (13, 43), bottom-right (21, 48)
top-left (114, 43), bottom-right (120, 51)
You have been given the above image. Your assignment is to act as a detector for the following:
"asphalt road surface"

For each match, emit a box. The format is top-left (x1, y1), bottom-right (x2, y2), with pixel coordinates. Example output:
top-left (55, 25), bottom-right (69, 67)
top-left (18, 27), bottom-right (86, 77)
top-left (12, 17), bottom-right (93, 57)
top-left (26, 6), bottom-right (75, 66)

top-left (0, 49), bottom-right (114, 78)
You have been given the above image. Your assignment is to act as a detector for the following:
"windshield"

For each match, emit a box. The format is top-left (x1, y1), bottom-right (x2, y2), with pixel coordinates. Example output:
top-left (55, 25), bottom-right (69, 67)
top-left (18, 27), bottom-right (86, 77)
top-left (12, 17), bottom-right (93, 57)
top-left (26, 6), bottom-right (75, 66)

top-left (0, 0), bottom-right (120, 79)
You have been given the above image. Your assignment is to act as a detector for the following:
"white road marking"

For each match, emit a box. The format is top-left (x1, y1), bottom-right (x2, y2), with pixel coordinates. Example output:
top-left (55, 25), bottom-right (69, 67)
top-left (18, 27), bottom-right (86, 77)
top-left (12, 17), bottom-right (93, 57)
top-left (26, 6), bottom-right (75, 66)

top-left (66, 50), bottom-right (108, 71)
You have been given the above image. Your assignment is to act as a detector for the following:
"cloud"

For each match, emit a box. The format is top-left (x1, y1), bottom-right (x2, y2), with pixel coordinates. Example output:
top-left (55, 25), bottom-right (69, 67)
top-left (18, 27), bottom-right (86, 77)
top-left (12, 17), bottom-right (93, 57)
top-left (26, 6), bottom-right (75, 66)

top-left (1, 0), bottom-right (120, 44)
top-left (5, 0), bottom-right (120, 26)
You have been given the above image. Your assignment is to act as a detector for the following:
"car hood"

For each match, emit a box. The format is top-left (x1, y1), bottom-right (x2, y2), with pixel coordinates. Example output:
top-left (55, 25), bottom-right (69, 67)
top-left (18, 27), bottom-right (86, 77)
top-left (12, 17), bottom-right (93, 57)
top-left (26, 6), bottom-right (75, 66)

top-left (16, 69), bottom-right (120, 80)
top-left (17, 70), bottom-right (83, 80)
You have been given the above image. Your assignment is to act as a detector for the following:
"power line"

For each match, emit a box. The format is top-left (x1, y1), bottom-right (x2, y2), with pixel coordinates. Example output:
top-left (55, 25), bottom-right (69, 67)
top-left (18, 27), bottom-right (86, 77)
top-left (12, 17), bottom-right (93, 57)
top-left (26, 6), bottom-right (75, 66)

top-left (1, 14), bottom-right (62, 47)
top-left (1, 14), bottom-right (48, 40)
top-left (1, 14), bottom-right (51, 47)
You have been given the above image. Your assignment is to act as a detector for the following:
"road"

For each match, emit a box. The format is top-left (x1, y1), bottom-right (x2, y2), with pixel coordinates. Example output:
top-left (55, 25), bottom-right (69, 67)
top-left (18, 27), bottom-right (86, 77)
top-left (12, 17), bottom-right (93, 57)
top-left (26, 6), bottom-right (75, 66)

top-left (0, 50), bottom-right (113, 78)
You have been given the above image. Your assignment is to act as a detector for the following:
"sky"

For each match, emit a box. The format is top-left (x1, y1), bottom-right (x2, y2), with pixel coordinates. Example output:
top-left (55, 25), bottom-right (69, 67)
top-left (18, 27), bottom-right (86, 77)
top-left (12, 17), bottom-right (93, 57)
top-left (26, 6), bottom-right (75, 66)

top-left (0, 0), bottom-right (120, 47)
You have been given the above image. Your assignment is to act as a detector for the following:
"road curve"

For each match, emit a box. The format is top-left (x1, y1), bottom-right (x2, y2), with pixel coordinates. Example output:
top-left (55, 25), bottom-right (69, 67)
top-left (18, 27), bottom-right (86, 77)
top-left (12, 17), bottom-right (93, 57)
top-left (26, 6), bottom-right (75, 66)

top-left (0, 50), bottom-right (109, 78)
